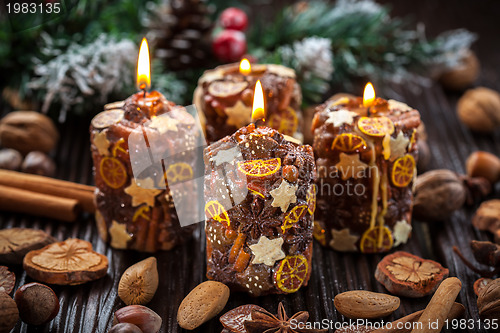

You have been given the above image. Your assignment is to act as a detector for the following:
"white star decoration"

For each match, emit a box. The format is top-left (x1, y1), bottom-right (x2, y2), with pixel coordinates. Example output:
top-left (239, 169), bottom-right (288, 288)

top-left (329, 228), bottom-right (359, 252)
top-left (335, 153), bottom-right (369, 180)
top-left (109, 220), bottom-right (132, 249)
top-left (225, 100), bottom-right (251, 128)
top-left (270, 180), bottom-right (298, 212)
top-left (249, 236), bottom-right (286, 266)
top-left (325, 110), bottom-right (358, 127)
top-left (393, 220), bottom-right (412, 247)
top-left (390, 131), bottom-right (410, 161)
top-left (94, 131), bottom-right (110, 156)
top-left (211, 146), bottom-right (242, 166)
top-left (148, 115), bottom-right (180, 134)
top-left (124, 178), bottom-right (162, 207)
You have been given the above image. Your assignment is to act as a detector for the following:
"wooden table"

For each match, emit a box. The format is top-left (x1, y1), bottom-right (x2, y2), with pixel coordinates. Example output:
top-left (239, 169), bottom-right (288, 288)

top-left (2, 1), bottom-right (500, 332)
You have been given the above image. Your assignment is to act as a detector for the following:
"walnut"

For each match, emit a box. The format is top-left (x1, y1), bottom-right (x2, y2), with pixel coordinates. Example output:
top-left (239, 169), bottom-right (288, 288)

top-left (439, 50), bottom-right (480, 91)
top-left (466, 151), bottom-right (500, 185)
top-left (477, 278), bottom-right (500, 320)
top-left (457, 87), bottom-right (500, 133)
top-left (0, 111), bottom-right (59, 154)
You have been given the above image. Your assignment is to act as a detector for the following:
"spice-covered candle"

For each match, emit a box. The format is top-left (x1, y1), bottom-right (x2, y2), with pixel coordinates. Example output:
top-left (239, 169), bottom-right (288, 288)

top-left (204, 82), bottom-right (316, 296)
top-left (311, 87), bottom-right (420, 253)
top-left (194, 60), bottom-right (303, 143)
top-left (90, 39), bottom-right (197, 252)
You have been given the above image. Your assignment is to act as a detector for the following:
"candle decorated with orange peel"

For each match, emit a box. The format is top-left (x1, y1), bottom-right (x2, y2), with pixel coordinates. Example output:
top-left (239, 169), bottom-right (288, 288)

top-left (311, 83), bottom-right (421, 253)
top-left (90, 38), bottom-right (199, 252)
top-left (203, 81), bottom-right (317, 296)
top-left (193, 58), bottom-right (303, 143)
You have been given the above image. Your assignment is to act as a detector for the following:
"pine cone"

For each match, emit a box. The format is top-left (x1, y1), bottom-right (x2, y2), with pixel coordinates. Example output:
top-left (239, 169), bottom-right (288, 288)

top-left (145, 0), bottom-right (214, 71)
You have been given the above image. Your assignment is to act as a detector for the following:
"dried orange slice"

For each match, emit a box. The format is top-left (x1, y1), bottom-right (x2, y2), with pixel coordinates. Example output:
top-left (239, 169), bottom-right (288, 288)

top-left (164, 162), bottom-right (193, 184)
top-left (313, 222), bottom-right (326, 246)
top-left (274, 254), bottom-right (309, 293)
top-left (100, 157), bottom-right (127, 189)
top-left (92, 110), bottom-right (124, 129)
top-left (237, 158), bottom-right (281, 177)
top-left (358, 116), bottom-right (395, 137)
top-left (391, 154), bottom-right (415, 187)
top-left (208, 81), bottom-right (248, 98)
top-left (112, 138), bottom-right (128, 157)
top-left (306, 184), bottom-right (316, 215)
top-left (205, 200), bottom-right (231, 226)
top-left (281, 205), bottom-right (308, 233)
top-left (268, 107), bottom-right (298, 136)
top-left (360, 226), bottom-right (393, 253)
top-left (132, 206), bottom-right (151, 222)
top-left (331, 133), bottom-right (367, 153)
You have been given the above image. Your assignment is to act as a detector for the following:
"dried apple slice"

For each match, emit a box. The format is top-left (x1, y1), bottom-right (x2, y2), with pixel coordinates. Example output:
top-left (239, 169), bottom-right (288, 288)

top-left (0, 228), bottom-right (56, 264)
top-left (23, 238), bottom-right (108, 285)
top-left (208, 81), bottom-right (248, 98)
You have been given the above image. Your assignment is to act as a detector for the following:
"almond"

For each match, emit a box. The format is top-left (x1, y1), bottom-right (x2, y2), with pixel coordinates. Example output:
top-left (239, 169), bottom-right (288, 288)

top-left (177, 281), bottom-right (230, 330)
top-left (334, 290), bottom-right (400, 319)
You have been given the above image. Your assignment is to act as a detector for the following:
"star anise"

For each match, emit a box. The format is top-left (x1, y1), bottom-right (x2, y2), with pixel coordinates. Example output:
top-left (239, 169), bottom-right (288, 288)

top-left (207, 249), bottom-right (235, 283)
top-left (237, 198), bottom-right (281, 239)
top-left (244, 302), bottom-right (326, 333)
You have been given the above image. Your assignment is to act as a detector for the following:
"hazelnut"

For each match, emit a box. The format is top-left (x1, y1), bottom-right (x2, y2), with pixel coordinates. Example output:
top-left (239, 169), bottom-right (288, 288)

top-left (0, 149), bottom-right (22, 170)
top-left (113, 305), bottom-right (162, 333)
top-left (457, 87), bottom-right (500, 133)
top-left (118, 257), bottom-right (158, 305)
top-left (21, 151), bottom-right (56, 177)
top-left (466, 151), bottom-right (500, 184)
top-left (439, 50), bottom-right (480, 91)
top-left (282, 165), bottom-right (298, 182)
top-left (0, 111), bottom-right (59, 154)
top-left (0, 291), bottom-right (19, 333)
top-left (14, 282), bottom-right (59, 325)
top-left (109, 323), bottom-right (143, 333)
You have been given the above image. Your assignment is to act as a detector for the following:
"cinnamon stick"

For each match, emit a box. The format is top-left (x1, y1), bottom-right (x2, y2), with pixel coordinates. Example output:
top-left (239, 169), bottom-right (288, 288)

top-left (410, 277), bottom-right (462, 333)
top-left (372, 302), bottom-right (464, 333)
top-left (0, 184), bottom-right (80, 222)
top-left (0, 169), bottom-right (95, 213)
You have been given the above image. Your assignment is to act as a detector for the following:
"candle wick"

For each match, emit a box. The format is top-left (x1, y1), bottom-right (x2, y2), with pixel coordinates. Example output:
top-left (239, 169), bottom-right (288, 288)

top-left (143, 89), bottom-right (146, 98)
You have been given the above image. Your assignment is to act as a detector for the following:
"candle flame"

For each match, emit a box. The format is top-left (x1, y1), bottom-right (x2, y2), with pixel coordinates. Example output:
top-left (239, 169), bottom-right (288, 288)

top-left (137, 38), bottom-right (151, 91)
top-left (239, 58), bottom-right (251, 75)
top-left (251, 80), bottom-right (265, 122)
top-left (363, 82), bottom-right (375, 107)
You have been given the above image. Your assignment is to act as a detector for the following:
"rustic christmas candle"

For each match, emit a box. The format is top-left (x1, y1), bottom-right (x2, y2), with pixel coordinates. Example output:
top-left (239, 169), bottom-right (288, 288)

top-left (193, 60), bottom-right (303, 143)
top-left (90, 39), bottom-right (198, 252)
top-left (311, 84), bottom-right (420, 253)
top-left (203, 82), bottom-right (316, 296)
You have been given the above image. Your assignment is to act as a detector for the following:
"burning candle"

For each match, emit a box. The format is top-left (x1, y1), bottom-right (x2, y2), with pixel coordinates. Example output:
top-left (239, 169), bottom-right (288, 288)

top-left (193, 59), bottom-right (303, 143)
top-left (203, 82), bottom-right (317, 296)
top-left (311, 83), bottom-right (421, 253)
top-left (89, 38), bottom-right (198, 252)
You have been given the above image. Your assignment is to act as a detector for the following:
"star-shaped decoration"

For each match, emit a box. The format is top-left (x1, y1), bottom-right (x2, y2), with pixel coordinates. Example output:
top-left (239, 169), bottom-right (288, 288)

top-left (270, 180), bottom-right (298, 212)
top-left (393, 220), bottom-right (412, 247)
top-left (249, 236), bottom-right (286, 266)
top-left (389, 131), bottom-right (410, 161)
top-left (148, 115), bottom-right (180, 134)
top-left (325, 109), bottom-right (358, 127)
top-left (329, 228), bottom-right (359, 252)
top-left (335, 153), bottom-right (369, 180)
top-left (94, 131), bottom-right (110, 156)
top-left (124, 178), bottom-right (162, 207)
top-left (211, 146), bottom-right (241, 166)
top-left (225, 100), bottom-right (251, 128)
top-left (109, 220), bottom-right (132, 249)
top-left (388, 99), bottom-right (413, 113)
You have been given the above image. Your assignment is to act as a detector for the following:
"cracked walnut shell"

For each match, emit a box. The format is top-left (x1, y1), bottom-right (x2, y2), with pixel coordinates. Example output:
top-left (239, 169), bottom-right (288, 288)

top-left (23, 238), bottom-right (108, 285)
top-left (457, 87), bottom-right (500, 133)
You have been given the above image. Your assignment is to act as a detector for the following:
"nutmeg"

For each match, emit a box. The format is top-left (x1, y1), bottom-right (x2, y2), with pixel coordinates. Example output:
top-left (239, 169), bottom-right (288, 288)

top-left (0, 291), bottom-right (19, 333)
top-left (118, 257), bottom-right (158, 305)
top-left (466, 151), bottom-right (500, 184)
top-left (439, 50), bottom-right (480, 91)
top-left (457, 87), bottom-right (500, 133)
top-left (14, 282), bottom-right (59, 325)
top-left (0, 111), bottom-right (59, 154)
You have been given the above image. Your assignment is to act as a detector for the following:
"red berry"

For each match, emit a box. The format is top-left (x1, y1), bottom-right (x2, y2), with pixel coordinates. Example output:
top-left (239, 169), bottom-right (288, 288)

top-left (219, 7), bottom-right (248, 31)
top-left (212, 29), bottom-right (247, 63)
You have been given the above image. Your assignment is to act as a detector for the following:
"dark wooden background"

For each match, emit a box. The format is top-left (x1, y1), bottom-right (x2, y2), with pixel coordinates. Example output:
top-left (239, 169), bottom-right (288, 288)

top-left (1, 0), bottom-right (500, 332)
